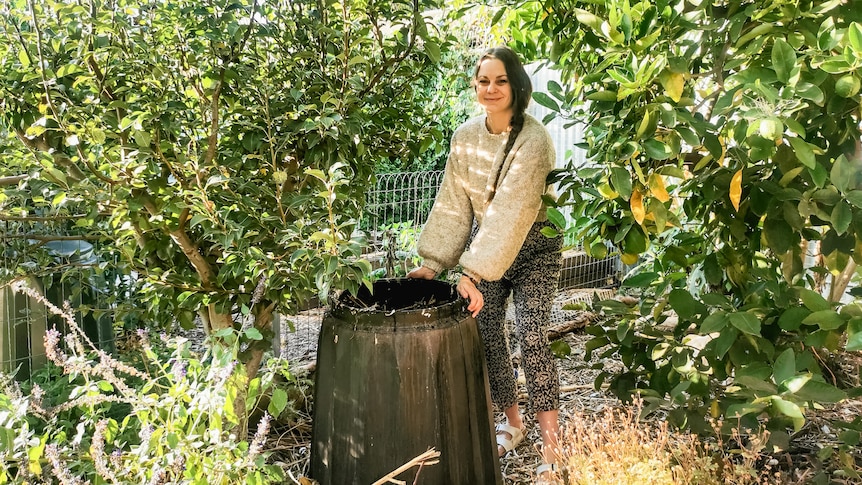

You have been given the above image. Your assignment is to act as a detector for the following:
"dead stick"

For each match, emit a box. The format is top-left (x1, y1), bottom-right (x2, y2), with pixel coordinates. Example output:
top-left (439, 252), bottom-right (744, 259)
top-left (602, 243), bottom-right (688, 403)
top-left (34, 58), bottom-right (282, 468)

top-left (518, 383), bottom-right (604, 401)
top-left (547, 312), bottom-right (597, 340)
top-left (371, 448), bottom-right (441, 485)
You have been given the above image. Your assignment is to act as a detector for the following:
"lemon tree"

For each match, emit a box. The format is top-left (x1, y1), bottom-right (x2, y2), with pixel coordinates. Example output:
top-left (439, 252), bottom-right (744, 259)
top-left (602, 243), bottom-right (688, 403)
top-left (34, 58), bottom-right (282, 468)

top-left (512, 0), bottom-right (862, 450)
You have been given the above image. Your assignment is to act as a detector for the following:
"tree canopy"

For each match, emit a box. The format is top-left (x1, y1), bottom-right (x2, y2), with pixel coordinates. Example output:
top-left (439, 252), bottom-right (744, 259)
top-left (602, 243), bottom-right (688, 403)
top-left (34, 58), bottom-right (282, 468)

top-left (1, 0), bottom-right (463, 377)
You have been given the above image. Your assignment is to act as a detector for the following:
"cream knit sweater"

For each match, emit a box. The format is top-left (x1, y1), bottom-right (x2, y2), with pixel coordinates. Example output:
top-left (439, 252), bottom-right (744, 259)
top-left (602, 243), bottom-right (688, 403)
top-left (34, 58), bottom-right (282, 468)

top-left (417, 113), bottom-right (555, 282)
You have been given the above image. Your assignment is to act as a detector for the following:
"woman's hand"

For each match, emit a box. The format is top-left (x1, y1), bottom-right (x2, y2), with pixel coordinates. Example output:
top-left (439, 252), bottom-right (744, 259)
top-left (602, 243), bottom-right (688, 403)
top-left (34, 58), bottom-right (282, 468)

top-left (457, 275), bottom-right (484, 317)
top-left (406, 266), bottom-right (436, 280)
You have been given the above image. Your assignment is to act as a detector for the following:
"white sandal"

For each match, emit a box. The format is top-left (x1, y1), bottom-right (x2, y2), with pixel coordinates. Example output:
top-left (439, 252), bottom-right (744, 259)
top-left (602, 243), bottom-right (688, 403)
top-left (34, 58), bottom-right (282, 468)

top-left (495, 423), bottom-right (526, 456)
top-left (536, 463), bottom-right (560, 484)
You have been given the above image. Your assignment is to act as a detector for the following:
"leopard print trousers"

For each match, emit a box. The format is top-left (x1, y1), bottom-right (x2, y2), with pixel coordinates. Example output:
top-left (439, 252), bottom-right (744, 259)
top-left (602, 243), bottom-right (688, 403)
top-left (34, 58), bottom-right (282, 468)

top-left (475, 220), bottom-right (562, 413)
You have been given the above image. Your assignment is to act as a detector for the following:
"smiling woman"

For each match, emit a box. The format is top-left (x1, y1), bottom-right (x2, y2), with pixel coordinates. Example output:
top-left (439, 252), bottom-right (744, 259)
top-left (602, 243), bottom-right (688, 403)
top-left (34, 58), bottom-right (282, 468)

top-left (407, 46), bottom-right (563, 483)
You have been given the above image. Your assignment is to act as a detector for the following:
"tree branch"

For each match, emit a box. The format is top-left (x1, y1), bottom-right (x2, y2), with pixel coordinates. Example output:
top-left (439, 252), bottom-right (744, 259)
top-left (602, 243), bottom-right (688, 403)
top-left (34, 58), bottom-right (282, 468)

top-left (0, 175), bottom-right (28, 186)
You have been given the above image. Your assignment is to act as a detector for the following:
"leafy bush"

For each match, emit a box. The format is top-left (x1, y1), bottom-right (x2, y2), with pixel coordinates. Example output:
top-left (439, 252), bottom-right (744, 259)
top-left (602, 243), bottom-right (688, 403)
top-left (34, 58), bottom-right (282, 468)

top-left (510, 0), bottom-right (862, 442)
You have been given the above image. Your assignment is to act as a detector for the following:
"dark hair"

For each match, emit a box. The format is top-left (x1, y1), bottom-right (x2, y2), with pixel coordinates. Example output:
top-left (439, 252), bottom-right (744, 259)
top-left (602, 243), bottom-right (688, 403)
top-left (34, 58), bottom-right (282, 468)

top-left (473, 46), bottom-right (532, 160)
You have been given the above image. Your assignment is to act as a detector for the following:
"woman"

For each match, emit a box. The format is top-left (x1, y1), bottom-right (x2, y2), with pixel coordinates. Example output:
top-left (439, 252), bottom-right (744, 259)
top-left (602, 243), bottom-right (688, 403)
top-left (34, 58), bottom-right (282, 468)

top-left (407, 46), bottom-right (563, 481)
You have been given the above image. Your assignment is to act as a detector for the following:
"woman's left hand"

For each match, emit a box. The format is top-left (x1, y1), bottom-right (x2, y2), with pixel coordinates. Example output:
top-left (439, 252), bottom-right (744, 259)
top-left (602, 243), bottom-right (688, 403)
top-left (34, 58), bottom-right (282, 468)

top-left (457, 275), bottom-right (484, 317)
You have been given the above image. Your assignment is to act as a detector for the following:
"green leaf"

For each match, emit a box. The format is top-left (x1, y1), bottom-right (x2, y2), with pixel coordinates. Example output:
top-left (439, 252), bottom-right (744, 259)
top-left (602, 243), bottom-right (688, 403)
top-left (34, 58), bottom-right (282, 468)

top-left (533, 92), bottom-right (560, 111)
top-left (56, 64), bottom-right (84, 78)
top-left (764, 218), bottom-right (793, 254)
top-left (268, 388), bottom-right (288, 417)
top-left (831, 155), bottom-right (854, 193)
top-left (574, 8), bottom-right (604, 32)
top-left (546, 206), bottom-right (566, 229)
top-left (819, 57), bottom-right (851, 73)
top-left (550, 339), bottom-right (572, 358)
top-left (773, 348), bottom-right (796, 386)
top-left (729, 311), bottom-right (761, 335)
top-left (642, 139), bottom-right (673, 160)
top-left (794, 380), bottom-right (846, 403)
top-left (848, 317), bottom-right (862, 351)
top-left (540, 226), bottom-right (559, 238)
top-left (668, 288), bottom-right (697, 319)
top-left (789, 137), bottom-right (816, 168)
top-left (801, 309), bottom-right (845, 330)
top-left (622, 271), bottom-right (659, 288)
top-left (701, 312), bottom-right (728, 333)
top-left (18, 49), bottom-right (30, 69)
top-left (714, 326), bottom-right (739, 358)
top-left (586, 90), bottom-right (618, 102)
top-left (424, 41), bottom-right (441, 63)
top-left (847, 190), bottom-right (862, 208)
top-left (778, 307), bottom-right (810, 331)
top-left (244, 328), bottom-right (263, 340)
top-left (848, 22), bottom-right (862, 53)
top-left (771, 397), bottom-right (805, 431)
top-left (795, 82), bottom-right (824, 105)
top-left (780, 374), bottom-right (811, 394)
top-left (167, 432), bottom-right (179, 449)
top-left (610, 167), bottom-right (633, 200)
top-left (623, 226), bottom-right (648, 254)
top-left (727, 401), bottom-right (768, 419)
top-left (771, 38), bottom-right (797, 84)
top-left (831, 200), bottom-right (853, 235)
top-left (799, 288), bottom-right (830, 311)
top-left (735, 375), bottom-right (777, 393)
top-left (52, 192), bottom-right (66, 206)
top-left (189, 214), bottom-right (208, 228)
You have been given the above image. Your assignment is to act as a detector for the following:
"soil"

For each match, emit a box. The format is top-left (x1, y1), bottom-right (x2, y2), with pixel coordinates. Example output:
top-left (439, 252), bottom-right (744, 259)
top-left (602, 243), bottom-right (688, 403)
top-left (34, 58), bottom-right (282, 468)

top-left (264, 289), bottom-right (862, 485)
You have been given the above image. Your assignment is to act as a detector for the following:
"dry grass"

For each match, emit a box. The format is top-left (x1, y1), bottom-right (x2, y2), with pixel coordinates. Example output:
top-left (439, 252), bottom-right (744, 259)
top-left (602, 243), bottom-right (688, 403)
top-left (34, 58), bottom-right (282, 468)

top-left (546, 400), bottom-right (809, 485)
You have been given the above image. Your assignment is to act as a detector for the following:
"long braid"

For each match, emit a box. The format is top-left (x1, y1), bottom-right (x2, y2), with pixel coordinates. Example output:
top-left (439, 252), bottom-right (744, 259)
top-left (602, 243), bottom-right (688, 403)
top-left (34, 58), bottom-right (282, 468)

top-left (489, 111), bottom-right (526, 197)
top-left (502, 110), bottom-right (526, 162)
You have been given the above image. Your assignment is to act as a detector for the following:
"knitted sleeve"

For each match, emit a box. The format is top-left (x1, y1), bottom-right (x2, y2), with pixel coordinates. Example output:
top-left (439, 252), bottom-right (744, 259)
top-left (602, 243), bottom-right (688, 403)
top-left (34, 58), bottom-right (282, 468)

top-left (415, 139), bottom-right (475, 275)
top-left (459, 123), bottom-right (555, 281)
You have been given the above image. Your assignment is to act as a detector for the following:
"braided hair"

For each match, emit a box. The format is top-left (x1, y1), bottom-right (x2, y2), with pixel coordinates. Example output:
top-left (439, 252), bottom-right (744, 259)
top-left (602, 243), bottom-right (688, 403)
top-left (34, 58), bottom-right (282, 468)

top-left (473, 46), bottom-right (532, 160)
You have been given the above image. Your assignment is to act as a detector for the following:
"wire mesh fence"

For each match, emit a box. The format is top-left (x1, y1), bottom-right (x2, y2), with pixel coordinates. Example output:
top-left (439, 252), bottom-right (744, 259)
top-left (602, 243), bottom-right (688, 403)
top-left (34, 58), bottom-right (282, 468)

top-left (1, 219), bottom-right (121, 381)
top-left (360, 170), bottom-right (621, 290)
top-left (361, 170), bottom-right (445, 253)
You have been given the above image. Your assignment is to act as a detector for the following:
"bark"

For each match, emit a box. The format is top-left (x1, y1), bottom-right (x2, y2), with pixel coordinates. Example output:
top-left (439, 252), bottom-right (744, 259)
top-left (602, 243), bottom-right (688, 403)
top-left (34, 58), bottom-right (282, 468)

top-left (0, 175), bottom-right (27, 186)
top-left (830, 261), bottom-right (858, 303)
top-left (244, 301), bottom-right (277, 381)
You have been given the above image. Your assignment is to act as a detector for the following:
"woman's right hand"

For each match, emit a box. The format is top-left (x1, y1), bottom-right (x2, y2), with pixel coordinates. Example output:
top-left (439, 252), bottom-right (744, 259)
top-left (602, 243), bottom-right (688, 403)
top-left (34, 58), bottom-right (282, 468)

top-left (457, 275), bottom-right (484, 317)
top-left (406, 266), bottom-right (436, 280)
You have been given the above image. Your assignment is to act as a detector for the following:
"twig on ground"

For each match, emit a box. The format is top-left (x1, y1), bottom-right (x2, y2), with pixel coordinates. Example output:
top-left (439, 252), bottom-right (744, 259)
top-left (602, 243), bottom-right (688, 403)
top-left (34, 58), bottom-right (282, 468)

top-left (547, 312), bottom-right (597, 340)
top-left (370, 448), bottom-right (441, 485)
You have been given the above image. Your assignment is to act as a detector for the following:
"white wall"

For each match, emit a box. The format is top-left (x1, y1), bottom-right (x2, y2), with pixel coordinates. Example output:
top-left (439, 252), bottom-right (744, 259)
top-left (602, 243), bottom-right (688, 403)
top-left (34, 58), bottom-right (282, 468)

top-left (525, 62), bottom-right (590, 170)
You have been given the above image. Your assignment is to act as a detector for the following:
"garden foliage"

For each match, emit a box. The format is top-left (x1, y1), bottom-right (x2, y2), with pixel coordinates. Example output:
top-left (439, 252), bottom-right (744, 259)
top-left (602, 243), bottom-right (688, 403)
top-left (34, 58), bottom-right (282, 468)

top-left (0, 282), bottom-right (288, 484)
top-left (510, 0), bottom-right (862, 446)
top-left (0, 0), bottom-right (454, 379)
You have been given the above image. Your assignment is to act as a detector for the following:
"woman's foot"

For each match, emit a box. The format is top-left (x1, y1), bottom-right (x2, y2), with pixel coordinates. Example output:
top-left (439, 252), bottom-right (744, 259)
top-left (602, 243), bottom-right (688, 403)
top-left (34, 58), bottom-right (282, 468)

top-left (495, 422), bottom-right (526, 457)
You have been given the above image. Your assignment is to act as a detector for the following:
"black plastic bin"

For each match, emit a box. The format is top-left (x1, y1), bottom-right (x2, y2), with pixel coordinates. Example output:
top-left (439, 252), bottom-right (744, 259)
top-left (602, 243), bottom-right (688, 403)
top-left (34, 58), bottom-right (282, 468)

top-left (310, 278), bottom-right (502, 485)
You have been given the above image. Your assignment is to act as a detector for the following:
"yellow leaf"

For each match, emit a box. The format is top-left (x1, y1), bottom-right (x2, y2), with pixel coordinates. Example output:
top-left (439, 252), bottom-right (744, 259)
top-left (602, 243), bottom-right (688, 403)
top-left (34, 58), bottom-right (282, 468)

top-left (648, 173), bottom-right (670, 202)
top-left (730, 169), bottom-right (743, 212)
top-left (621, 253), bottom-right (639, 265)
top-left (710, 399), bottom-right (721, 418)
top-left (659, 70), bottom-right (685, 103)
top-left (631, 188), bottom-right (646, 224)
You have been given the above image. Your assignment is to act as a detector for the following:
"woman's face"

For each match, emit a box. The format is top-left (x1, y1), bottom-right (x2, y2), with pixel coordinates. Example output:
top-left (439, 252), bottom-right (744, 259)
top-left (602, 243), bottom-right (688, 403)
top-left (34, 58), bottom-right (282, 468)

top-left (475, 58), bottom-right (512, 115)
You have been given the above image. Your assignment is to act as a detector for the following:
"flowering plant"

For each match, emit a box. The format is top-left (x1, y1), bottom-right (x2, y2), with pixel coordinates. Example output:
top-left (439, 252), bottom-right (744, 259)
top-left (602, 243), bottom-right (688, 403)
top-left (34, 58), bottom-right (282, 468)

top-left (1, 282), bottom-right (285, 484)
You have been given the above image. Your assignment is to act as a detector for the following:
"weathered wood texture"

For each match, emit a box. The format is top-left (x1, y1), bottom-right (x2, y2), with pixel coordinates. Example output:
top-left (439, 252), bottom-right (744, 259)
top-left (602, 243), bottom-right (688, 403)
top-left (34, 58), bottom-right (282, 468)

top-left (310, 278), bottom-right (503, 485)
